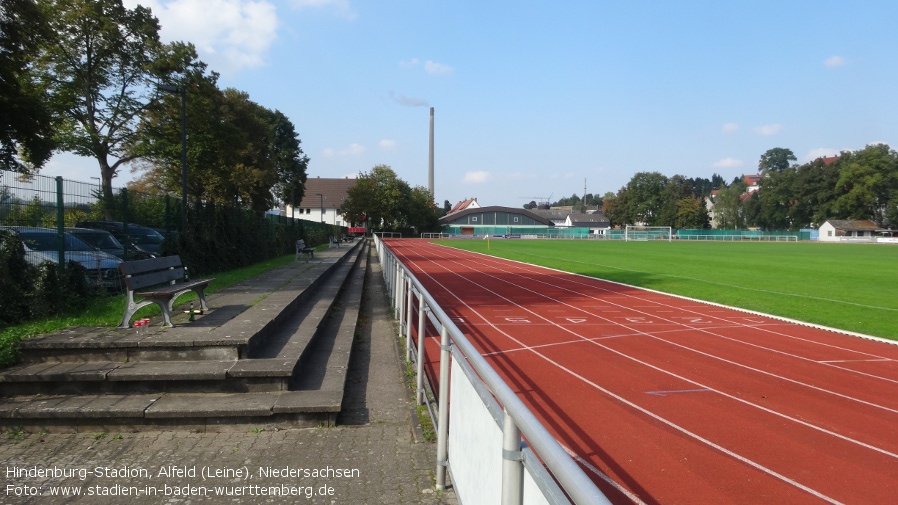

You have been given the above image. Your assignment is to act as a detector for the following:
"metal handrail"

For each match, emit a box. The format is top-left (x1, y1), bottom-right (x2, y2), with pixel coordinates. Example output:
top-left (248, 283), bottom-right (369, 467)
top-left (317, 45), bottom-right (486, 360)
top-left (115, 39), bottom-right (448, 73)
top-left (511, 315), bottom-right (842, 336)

top-left (375, 236), bottom-right (610, 505)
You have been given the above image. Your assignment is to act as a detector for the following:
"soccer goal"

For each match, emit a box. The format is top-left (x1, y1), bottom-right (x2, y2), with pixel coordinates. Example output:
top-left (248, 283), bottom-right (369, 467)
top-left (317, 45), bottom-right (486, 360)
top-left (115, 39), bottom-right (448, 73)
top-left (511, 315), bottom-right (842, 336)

top-left (624, 225), bottom-right (673, 242)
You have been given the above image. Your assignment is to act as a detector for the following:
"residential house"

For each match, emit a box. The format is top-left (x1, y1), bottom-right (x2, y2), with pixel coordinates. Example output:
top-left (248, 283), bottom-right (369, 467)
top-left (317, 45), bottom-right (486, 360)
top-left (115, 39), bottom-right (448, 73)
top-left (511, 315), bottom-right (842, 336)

top-left (818, 220), bottom-right (886, 242)
top-left (285, 177), bottom-right (357, 228)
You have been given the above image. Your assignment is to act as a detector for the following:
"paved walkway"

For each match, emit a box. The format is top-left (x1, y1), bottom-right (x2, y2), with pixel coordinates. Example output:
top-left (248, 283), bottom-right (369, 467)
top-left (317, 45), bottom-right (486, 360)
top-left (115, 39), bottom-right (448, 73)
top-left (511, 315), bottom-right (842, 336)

top-left (0, 248), bottom-right (457, 504)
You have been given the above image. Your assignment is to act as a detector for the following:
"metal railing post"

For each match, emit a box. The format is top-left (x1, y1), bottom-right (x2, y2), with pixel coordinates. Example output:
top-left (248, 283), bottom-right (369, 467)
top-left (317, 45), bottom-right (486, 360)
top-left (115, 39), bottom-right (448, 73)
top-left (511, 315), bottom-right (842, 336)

top-left (435, 324), bottom-right (451, 490)
top-left (502, 409), bottom-right (524, 505)
top-left (394, 266), bottom-right (402, 319)
top-left (405, 279), bottom-right (414, 361)
top-left (416, 296), bottom-right (427, 405)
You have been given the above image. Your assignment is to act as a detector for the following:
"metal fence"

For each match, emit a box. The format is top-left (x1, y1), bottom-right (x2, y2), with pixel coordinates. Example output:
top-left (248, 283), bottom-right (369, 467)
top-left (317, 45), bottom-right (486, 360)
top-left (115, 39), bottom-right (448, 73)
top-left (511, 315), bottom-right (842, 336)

top-left (1, 168), bottom-right (335, 311)
top-left (375, 235), bottom-right (610, 505)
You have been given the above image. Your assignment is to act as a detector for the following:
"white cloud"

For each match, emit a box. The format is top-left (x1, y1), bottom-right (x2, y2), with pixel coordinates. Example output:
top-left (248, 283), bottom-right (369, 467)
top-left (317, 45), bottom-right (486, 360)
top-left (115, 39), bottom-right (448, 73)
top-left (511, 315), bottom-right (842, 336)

top-left (722, 122), bottom-right (739, 134)
top-left (463, 171), bottom-right (491, 183)
top-left (379, 139), bottom-right (397, 150)
top-left (824, 55), bottom-right (847, 67)
top-left (292, 0), bottom-right (357, 20)
top-left (389, 91), bottom-right (428, 107)
top-left (127, 0), bottom-right (279, 76)
top-left (802, 147), bottom-right (840, 163)
top-left (754, 124), bottom-right (782, 136)
top-left (322, 143), bottom-right (366, 158)
top-left (424, 60), bottom-right (454, 75)
top-left (712, 157), bottom-right (743, 168)
top-left (399, 58), bottom-right (420, 68)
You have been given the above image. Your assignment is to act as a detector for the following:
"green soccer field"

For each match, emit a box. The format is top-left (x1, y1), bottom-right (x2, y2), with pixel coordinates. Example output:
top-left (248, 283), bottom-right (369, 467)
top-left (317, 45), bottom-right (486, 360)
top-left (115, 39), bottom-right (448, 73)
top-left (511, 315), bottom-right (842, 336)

top-left (437, 239), bottom-right (898, 341)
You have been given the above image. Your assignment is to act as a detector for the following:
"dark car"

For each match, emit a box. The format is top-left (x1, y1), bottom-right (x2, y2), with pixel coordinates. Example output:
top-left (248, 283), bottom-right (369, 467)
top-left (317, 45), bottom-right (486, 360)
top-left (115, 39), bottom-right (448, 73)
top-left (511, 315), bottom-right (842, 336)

top-left (66, 227), bottom-right (126, 259)
top-left (1, 226), bottom-right (123, 288)
top-left (75, 221), bottom-right (166, 258)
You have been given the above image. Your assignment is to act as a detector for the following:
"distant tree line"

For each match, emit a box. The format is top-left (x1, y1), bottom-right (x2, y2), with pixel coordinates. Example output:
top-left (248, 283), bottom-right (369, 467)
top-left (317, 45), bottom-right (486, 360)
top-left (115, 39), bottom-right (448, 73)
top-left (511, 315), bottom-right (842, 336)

top-left (595, 145), bottom-right (898, 230)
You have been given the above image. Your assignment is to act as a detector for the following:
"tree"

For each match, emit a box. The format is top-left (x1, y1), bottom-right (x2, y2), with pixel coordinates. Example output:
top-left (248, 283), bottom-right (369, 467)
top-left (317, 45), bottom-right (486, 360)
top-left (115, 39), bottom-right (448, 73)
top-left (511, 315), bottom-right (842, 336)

top-left (674, 197), bottom-right (710, 229)
top-left (758, 147), bottom-right (797, 174)
top-left (602, 189), bottom-right (630, 227)
top-left (34, 0), bottom-right (171, 200)
top-left (406, 186), bottom-right (440, 233)
top-left (341, 165), bottom-right (441, 234)
top-left (0, 0), bottom-right (53, 172)
top-left (625, 172), bottom-right (668, 225)
top-left (714, 181), bottom-right (747, 229)
top-left (832, 144), bottom-right (898, 225)
top-left (268, 109), bottom-right (309, 211)
top-left (657, 174), bottom-right (693, 226)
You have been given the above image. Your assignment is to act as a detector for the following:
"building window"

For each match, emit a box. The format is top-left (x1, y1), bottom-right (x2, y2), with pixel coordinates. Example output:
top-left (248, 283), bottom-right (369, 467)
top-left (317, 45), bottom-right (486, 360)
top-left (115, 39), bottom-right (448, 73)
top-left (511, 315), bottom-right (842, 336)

top-left (472, 217), bottom-right (478, 222)
top-left (514, 217), bottom-right (519, 223)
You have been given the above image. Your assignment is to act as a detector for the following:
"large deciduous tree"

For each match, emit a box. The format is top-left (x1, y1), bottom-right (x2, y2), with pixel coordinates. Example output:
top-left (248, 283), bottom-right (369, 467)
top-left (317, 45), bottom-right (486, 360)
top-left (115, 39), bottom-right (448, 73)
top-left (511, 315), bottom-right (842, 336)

top-left (758, 147), bottom-right (797, 174)
top-left (268, 109), bottom-right (309, 212)
top-left (625, 171), bottom-right (668, 225)
top-left (832, 144), bottom-right (898, 225)
top-left (0, 0), bottom-right (53, 172)
top-left (34, 0), bottom-right (170, 200)
top-left (341, 165), bottom-right (440, 234)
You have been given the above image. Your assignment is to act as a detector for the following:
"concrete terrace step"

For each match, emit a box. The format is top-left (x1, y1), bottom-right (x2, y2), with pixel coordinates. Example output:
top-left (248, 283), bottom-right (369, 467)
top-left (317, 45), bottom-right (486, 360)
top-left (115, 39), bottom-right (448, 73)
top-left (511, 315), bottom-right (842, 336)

top-left (0, 390), bottom-right (343, 431)
top-left (15, 242), bottom-right (359, 363)
top-left (0, 242), bottom-right (368, 397)
top-left (0, 240), bottom-right (371, 430)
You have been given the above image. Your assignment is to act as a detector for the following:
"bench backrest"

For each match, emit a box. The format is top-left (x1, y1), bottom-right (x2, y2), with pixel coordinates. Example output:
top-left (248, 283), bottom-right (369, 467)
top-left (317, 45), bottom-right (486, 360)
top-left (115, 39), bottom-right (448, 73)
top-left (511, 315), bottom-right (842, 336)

top-left (119, 255), bottom-right (186, 290)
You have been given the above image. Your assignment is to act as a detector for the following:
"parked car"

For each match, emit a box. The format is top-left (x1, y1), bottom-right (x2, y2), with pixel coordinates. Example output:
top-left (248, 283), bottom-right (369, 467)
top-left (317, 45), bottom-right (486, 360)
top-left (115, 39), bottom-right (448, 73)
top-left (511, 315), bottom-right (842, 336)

top-left (75, 221), bottom-right (166, 257)
top-left (65, 227), bottom-right (126, 259)
top-left (1, 227), bottom-right (123, 288)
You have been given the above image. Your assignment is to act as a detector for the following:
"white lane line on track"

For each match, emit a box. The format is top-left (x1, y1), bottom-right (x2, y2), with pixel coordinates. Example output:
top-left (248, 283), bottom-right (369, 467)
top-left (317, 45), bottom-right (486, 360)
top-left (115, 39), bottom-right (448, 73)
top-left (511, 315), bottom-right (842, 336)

top-left (397, 242), bottom-right (880, 503)
top-left (561, 445), bottom-right (648, 505)
top-left (394, 243), bottom-right (840, 504)
top-left (470, 250), bottom-right (898, 387)
top-left (445, 253), bottom-right (898, 456)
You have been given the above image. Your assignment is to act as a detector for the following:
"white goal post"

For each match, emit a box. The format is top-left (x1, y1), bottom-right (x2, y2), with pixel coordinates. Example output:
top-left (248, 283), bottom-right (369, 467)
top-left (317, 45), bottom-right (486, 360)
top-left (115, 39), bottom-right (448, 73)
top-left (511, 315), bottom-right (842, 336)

top-left (624, 225), bottom-right (673, 242)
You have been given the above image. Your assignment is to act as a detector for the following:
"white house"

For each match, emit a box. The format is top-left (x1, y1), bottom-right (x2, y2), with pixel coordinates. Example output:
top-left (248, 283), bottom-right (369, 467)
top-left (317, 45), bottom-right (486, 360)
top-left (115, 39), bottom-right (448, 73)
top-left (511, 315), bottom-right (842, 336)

top-left (818, 220), bottom-right (883, 242)
top-left (285, 177), bottom-right (357, 227)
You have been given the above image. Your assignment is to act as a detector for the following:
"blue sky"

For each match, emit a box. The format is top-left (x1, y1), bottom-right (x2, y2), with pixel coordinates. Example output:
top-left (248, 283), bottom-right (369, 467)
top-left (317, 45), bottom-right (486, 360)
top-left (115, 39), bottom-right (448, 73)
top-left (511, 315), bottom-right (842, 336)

top-left (48, 0), bottom-right (898, 209)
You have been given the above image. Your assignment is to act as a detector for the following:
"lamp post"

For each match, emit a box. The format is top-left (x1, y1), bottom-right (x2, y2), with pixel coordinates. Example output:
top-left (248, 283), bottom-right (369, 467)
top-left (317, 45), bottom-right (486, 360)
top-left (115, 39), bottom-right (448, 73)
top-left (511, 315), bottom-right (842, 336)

top-left (316, 193), bottom-right (324, 223)
top-left (157, 83), bottom-right (187, 232)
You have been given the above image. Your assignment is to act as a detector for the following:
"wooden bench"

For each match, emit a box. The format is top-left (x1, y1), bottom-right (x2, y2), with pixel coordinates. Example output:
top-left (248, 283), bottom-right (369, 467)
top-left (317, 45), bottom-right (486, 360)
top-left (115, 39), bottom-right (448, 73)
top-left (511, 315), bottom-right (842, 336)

top-left (117, 255), bottom-right (214, 328)
top-left (295, 239), bottom-right (315, 261)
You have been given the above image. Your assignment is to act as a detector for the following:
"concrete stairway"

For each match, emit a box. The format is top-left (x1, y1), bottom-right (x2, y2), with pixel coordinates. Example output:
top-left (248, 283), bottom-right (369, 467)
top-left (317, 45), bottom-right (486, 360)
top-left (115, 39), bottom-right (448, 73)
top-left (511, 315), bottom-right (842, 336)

top-left (0, 239), bottom-right (371, 432)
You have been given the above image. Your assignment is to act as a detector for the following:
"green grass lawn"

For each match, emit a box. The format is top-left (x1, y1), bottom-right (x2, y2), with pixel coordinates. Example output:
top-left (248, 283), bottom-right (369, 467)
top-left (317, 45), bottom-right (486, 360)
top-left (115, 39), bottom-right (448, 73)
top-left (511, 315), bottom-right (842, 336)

top-left (0, 254), bottom-right (300, 368)
top-left (439, 239), bottom-right (898, 341)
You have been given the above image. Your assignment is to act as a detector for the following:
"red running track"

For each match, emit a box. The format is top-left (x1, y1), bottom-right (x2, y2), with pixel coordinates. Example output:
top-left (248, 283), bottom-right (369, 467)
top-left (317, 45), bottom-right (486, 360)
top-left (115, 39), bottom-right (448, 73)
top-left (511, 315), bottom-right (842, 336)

top-left (385, 240), bottom-right (898, 505)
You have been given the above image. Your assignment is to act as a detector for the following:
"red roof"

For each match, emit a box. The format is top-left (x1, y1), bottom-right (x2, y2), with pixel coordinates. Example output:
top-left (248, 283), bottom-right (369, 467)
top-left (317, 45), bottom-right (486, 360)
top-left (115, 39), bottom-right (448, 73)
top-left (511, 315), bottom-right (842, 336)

top-left (449, 198), bottom-right (478, 214)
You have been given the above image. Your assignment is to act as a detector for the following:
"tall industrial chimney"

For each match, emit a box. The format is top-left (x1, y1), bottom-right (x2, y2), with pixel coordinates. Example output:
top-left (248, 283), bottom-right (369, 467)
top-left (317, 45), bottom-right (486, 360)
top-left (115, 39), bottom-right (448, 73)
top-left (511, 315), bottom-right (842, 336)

top-left (428, 107), bottom-right (434, 198)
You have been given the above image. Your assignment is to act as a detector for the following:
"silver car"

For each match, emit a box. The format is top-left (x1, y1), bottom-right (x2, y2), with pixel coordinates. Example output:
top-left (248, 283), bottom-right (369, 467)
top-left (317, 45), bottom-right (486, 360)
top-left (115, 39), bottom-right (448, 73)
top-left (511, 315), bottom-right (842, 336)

top-left (4, 227), bottom-right (123, 289)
